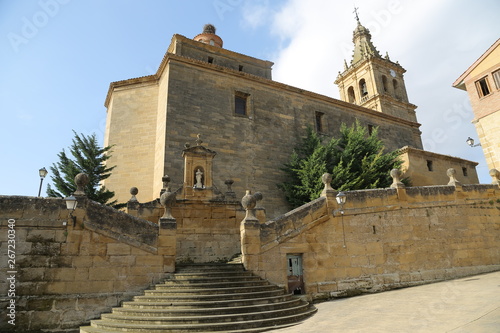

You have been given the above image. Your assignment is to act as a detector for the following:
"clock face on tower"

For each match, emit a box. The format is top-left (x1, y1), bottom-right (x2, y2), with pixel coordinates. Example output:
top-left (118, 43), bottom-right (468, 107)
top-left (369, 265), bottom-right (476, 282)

top-left (390, 69), bottom-right (396, 77)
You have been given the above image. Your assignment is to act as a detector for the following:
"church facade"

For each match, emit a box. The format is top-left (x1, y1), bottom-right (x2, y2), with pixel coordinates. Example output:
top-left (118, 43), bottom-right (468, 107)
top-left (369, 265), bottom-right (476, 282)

top-left (103, 21), bottom-right (478, 217)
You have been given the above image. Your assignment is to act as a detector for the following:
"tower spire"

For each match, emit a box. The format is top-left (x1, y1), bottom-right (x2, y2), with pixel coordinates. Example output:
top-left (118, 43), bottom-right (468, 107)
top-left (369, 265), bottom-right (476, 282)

top-left (351, 14), bottom-right (381, 64)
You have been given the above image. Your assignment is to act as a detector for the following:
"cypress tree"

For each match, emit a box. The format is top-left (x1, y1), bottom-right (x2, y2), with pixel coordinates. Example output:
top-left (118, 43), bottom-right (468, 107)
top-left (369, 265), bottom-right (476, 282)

top-left (279, 121), bottom-right (405, 209)
top-left (46, 131), bottom-right (121, 207)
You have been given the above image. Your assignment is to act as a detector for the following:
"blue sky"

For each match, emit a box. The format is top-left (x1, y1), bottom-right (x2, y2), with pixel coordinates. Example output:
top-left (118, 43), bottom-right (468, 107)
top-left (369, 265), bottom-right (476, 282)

top-left (1, 0), bottom-right (499, 197)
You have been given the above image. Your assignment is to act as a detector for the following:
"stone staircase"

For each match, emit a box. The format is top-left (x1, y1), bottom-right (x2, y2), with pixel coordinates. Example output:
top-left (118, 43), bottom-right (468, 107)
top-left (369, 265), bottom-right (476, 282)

top-left (80, 263), bottom-right (316, 332)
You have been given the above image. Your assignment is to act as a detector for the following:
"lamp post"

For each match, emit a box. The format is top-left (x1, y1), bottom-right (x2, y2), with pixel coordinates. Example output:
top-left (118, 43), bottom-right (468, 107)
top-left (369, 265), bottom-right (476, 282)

top-left (336, 191), bottom-right (347, 248)
top-left (466, 137), bottom-right (481, 147)
top-left (65, 195), bottom-right (78, 226)
top-left (38, 167), bottom-right (48, 197)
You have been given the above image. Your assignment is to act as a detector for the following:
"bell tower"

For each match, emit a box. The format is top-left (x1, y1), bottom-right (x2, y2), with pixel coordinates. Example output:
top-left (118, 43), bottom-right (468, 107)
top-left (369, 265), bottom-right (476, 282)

top-left (335, 13), bottom-right (418, 123)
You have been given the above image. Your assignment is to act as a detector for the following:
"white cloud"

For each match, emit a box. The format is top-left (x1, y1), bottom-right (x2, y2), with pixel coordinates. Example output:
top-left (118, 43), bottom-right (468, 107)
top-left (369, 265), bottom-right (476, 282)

top-left (241, 0), bottom-right (273, 29)
top-left (253, 0), bottom-right (500, 182)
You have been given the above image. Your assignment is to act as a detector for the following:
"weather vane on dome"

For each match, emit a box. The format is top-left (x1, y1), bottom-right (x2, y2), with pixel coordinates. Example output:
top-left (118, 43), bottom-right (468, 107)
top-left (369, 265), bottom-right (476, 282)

top-left (353, 6), bottom-right (360, 22)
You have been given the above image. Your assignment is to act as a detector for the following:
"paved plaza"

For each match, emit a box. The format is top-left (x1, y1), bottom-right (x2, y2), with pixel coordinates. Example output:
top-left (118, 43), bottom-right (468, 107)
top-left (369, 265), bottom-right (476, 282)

top-left (272, 271), bottom-right (500, 332)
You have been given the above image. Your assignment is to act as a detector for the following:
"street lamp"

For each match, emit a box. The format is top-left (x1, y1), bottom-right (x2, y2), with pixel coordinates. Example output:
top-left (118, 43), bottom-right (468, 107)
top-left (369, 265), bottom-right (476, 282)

top-left (65, 195), bottom-right (78, 226)
top-left (336, 191), bottom-right (347, 248)
top-left (466, 137), bottom-right (481, 147)
top-left (38, 167), bottom-right (48, 197)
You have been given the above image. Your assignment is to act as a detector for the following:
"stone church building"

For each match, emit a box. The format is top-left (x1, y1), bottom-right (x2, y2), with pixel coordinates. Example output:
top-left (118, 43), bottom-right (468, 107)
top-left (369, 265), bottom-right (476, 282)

top-left (103, 20), bottom-right (478, 217)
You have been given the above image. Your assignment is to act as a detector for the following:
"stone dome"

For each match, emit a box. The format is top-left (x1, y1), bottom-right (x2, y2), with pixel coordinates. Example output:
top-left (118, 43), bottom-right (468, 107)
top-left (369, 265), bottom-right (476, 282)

top-left (193, 23), bottom-right (223, 48)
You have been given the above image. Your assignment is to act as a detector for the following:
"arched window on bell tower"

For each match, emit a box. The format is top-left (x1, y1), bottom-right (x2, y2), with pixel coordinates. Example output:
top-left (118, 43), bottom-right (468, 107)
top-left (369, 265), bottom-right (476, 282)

top-left (393, 79), bottom-right (399, 99)
top-left (359, 79), bottom-right (368, 96)
top-left (382, 75), bottom-right (388, 93)
top-left (347, 86), bottom-right (356, 103)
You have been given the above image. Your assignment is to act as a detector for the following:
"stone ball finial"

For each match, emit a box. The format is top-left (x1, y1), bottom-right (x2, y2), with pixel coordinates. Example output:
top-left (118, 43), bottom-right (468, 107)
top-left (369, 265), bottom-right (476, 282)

top-left (203, 24), bottom-right (216, 34)
top-left (490, 168), bottom-right (500, 185)
top-left (390, 169), bottom-right (405, 189)
top-left (129, 187), bottom-right (138, 202)
top-left (196, 134), bottom-right (203, 146)
top-left (159, 187), bottom-right (176, 221)
top-left (224, 179), bottom-right (234, 191)
top-left (321, 173), bottom-right (334, 196)
top-left (162, 175), bottom-right (171, 187)
top-left (241, 190), bottom-right (263, 222)
top-left (447, 168), bottom-right (461, 186)
top-left (74, 173), bottom-right (89, 196)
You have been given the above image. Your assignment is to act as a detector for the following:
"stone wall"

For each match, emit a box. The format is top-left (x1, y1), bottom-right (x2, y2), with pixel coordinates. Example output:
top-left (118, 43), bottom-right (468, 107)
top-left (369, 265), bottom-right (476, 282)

top-left (127, 196), bottom-right (246, 263)
top-left (242, 181), bottom-right (500, 301)
top-left (0, 196), bottom-right (175, 333)
top-left (399, 146), bottom-right (479, 186)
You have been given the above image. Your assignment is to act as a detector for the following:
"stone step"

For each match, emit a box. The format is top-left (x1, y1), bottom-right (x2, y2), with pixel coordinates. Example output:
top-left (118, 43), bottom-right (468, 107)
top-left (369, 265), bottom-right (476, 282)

top-left (112, 299), bottom-right (303, 316)
top-left (80, 263), bottom-right (316, 332)
top-left (163, 275), bottom-right (264, 284)
top-left (101, 303), bottom-right (312, 324)
top-left (156, 280), bottom-right (270, 289)
top-left (170, 270), bottom-right (254, 276)
top-left (81, 322), bottom-right (299, 333)
top-left (133, 289), bottom-right (286, 302)
top-left (122, 294), bottom-right (296, 309)
top-left (145, 284), bottom-right (281, 296)
top-left (175, 264), bottom-right (245, 272)
top-left (86, 308), bottom-right (316, 332)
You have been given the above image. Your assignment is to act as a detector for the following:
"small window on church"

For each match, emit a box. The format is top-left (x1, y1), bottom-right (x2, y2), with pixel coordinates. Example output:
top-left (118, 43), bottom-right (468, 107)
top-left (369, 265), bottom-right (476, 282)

top-left (347, 86), bottom-right (356, 103)
top-left (476, 77), bottom-right (491, 97)
top-left (359, 79), bottom-right (368, 96)
top-left (426, 160), bottom-right (433, 172)
top-left (209, 39), bottom-right (215, 46)
top-left (235, 92), bottom-right (248, 116)
top-left (367, 124), bottom-right (374, 135)
top-left (315, 112), bottom-right (324, 132)
top-left (208, 56), bottom-right (214, 64)
top-left (462, 167), bottom-right (468, 177)
top-left (239, 65), bottom-right (244, 71)
top-left (382, 75), bottom-right (388, 92)
top-left (493, 69), bottom-right (500, 89)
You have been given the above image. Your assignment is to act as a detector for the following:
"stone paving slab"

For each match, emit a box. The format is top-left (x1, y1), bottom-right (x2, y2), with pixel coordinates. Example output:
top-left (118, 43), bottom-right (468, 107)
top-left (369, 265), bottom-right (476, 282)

top-left (271, 271), bottom-right (500, 332)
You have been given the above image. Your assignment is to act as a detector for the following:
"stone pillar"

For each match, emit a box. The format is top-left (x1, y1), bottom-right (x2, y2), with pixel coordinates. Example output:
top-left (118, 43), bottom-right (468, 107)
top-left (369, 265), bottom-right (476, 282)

top-left (240, 190), bottom-right (262, 272)
top-left (158, 220), bottom-right (177, 273)
top-left (158, 185), bottom-right (177, 273)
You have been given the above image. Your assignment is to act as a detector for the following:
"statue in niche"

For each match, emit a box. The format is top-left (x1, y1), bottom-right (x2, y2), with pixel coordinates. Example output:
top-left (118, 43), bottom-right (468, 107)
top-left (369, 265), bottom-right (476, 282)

top-left (195, 168), bottom-right (204, 188)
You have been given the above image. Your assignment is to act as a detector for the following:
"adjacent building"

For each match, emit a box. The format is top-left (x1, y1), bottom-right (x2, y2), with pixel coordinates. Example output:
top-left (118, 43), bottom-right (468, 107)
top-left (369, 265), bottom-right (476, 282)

top-left (453, 38), bottom-right (500, 172)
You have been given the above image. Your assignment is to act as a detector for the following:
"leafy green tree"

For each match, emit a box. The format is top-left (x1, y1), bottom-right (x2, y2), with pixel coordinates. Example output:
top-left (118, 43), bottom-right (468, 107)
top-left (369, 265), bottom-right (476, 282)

top-left (279, 121), bottom-right (405, 208)
top-left (47, 131), bottom-right (121, 207)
